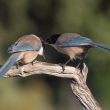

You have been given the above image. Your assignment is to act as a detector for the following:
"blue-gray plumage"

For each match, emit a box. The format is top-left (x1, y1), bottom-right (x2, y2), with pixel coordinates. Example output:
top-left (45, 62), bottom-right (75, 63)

top-left (0, 34), bottom-right (43, 78)
top-left (59, 36), bottom-right (110, 51)
top-left (46, 33), bottom-right (110, 71)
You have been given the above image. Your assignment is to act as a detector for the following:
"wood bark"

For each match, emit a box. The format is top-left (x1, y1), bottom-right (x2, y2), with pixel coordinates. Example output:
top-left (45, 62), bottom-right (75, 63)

top-left (3, 61), bottom-right (102, 110)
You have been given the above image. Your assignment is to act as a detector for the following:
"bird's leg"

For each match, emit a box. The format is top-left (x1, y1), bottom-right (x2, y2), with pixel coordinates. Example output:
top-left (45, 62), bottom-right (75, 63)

top-left (31, 59), bottom-right (38, 65)
top-left (31, 61), bottom-right (34, 65)
top-left (59, 63), bottom-right (65, 73)
top-left (59, 58), bottom-right (72, 73)
top-left (76, 59), bottom-right (84, 69)
top-left (76, 57), bottom-right (85, 73)
top-left (75, 53), bottom-right (86, 69)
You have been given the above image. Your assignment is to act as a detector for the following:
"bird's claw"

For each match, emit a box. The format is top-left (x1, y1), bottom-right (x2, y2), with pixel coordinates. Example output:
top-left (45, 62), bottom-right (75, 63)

top-left (31, 60), bottom-right (38, 65)
top-left (15, 63), bottom-right (20, 69)
top-left (59, 63), bottom-right (65, 73)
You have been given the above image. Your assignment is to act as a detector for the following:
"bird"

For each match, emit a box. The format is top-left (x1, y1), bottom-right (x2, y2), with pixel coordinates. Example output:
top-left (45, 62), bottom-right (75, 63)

top-left (46, 33), bottom-right (110, 71)
top-left (0, 34), bottom-right (43, 78)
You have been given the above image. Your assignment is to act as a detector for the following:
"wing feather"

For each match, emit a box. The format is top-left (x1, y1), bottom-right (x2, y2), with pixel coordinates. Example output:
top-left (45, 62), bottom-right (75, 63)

top-left (59, 37), bottom-right (92, 47)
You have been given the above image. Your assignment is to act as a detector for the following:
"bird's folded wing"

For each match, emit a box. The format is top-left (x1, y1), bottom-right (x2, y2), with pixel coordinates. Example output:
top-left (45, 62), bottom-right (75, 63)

top-left (58, 37), bottom-right (92, 47)
top-left (8, 43), bottom-right (40, 53)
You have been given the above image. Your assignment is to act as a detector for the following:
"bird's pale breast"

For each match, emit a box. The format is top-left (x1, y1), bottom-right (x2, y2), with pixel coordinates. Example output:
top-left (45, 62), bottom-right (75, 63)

top-left (19, 51), bottom-right (38, 63)
top-left (54, 46), bottom-right (88, 59)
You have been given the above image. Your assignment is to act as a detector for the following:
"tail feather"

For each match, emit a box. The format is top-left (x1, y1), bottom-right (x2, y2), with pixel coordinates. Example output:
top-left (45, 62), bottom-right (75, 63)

top-left (92, 42), bottom-right (110, 52)
top-left (0, 53), bottom-right (21, 78)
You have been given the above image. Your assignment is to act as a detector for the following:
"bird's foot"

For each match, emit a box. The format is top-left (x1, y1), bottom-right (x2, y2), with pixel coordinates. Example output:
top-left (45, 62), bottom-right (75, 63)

top-left (31, 61), bottom-right (34, 65)
top-left (31, 60), bottom-right (38, 65)
top-left (15, 63), bottom-right (20, 69)
top-left (59, 63), bottom-right (66, 73)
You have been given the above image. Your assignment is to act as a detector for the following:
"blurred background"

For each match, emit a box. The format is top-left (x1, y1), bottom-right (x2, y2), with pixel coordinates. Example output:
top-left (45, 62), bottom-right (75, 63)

top-left (0, 0), bottom-right (110, 110)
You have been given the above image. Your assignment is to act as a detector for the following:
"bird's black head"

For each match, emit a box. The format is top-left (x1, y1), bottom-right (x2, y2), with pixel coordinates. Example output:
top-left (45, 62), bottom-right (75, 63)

top-left (46, 34), bottom-right (61, 44)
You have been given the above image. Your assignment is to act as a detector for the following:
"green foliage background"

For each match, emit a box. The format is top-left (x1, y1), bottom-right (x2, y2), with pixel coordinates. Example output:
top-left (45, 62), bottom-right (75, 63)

top-left (0, 0), bottom-right (110, 110)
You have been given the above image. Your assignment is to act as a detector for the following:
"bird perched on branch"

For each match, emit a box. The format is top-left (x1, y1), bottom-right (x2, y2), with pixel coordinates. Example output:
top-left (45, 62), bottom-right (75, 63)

top-left (0, 34), bottom-right (43, 78)
top-left (46, 33), bottom-right (110, 71)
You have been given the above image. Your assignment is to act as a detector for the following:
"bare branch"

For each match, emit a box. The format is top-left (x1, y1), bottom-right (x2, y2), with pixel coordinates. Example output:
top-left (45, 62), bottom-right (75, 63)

top-left (70, 64), bottom-right (102, 110)
top-left (6, 61), bottom-right (80, 78)
top-left (3, 61), bottom-right (102, 110)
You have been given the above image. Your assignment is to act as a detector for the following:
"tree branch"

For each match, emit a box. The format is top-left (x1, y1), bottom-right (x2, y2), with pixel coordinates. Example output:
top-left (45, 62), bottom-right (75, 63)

top-left (4, 61), bottom-right (102, 110)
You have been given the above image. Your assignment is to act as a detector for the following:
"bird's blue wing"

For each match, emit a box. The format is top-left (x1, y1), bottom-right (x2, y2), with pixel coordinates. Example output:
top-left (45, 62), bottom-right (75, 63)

top-left (58, 37), bottom-right (93, 47)
top-left (8, 43), bottom-right (40, 53)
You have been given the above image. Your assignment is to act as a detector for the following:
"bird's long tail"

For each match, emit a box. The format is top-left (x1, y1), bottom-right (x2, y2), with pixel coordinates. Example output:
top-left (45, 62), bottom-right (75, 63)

top-left (0, 53), bottom-right (21, 78)
top-left (92, 42), bottom-right (110, 52)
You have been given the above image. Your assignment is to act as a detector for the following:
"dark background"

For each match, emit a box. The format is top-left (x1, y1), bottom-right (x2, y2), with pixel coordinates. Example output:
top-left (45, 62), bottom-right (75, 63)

top-left (0, 0), bottom-right (110, 110)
